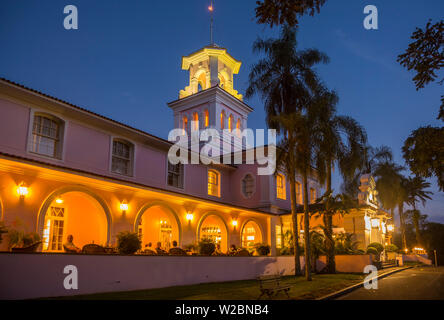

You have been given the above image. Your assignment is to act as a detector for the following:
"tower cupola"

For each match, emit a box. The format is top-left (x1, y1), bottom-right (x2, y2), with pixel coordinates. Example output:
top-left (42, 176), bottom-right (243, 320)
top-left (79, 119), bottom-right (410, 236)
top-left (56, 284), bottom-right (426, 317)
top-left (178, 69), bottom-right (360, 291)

top-left (179, 45), bottom-right (243, 101)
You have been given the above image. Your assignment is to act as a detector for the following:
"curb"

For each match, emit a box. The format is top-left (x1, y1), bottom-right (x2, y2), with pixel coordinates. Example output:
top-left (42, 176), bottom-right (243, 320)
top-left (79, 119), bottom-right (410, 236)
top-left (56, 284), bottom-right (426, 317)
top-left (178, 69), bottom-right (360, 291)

top-left (316, 266), bottom-right (413, 300)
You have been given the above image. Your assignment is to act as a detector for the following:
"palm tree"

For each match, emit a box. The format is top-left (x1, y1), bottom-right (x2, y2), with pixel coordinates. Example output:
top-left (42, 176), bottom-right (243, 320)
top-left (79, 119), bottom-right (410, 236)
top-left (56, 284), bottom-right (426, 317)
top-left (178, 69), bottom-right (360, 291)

top-left (274, 111), bottom-right (319, 281)
top-left (341, 145), bottom-right (393, 198)
top-left (247, 25), bottom-right (328, 281)
top-left (373, 161), bottom-right (404, 220)
top-left (312, 88), bottom-right (367, 273)
top-left (276, 122), bottom-right (302, 276)
top-left (405, 177), bottom-right (432, 245)
top-left (246, 25), bottom-right (329, 132)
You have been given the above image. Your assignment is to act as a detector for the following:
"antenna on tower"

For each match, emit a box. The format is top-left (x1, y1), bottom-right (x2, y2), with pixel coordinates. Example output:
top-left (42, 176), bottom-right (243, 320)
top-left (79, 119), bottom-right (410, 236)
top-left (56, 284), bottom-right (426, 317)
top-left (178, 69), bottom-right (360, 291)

top-left (208, 0), bottom-right (214, 45)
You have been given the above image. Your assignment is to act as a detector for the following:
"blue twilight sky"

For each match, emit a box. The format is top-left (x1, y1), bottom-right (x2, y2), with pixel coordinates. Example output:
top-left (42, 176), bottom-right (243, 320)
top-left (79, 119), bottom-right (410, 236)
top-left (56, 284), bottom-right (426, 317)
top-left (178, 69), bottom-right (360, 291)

top-left (0, 0), bottom-right (443, 222)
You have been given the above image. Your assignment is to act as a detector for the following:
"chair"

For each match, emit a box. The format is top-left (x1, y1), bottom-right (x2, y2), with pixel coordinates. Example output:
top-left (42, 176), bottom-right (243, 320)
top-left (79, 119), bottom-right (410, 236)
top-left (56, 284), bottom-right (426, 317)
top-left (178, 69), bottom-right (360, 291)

top-left (168, 247), bottom-right (188, 256)
top-left (11, 241), bottom-right (42, 253)
top-left (142, 249), bottom-right (157, 255)
top-left (234, 249), bottom-right (251, 257)
top-left (82, 243), bottom-right (106, 254)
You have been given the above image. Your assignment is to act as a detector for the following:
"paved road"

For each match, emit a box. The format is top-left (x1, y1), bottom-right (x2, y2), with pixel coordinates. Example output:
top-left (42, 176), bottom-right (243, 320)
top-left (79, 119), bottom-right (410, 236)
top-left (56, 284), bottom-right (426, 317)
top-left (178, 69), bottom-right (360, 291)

top-left (338, 266), bottom-right (444, 300)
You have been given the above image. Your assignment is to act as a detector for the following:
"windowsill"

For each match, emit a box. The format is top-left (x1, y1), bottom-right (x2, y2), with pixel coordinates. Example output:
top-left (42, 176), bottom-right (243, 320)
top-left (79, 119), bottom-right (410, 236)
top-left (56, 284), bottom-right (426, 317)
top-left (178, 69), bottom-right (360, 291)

top-left (27, 150), bottom-right (63, 162)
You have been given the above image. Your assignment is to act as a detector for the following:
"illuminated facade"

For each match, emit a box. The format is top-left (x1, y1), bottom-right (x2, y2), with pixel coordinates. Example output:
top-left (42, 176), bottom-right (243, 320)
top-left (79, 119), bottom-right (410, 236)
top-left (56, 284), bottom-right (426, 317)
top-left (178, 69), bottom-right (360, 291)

top-left (0, 45), bottom-right (390, 255)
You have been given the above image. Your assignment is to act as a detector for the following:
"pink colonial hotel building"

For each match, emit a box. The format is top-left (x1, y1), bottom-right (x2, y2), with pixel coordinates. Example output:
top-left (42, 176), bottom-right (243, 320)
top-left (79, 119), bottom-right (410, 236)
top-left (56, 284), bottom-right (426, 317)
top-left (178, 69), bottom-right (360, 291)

top-left (1, 44), bottom-right (388, 257)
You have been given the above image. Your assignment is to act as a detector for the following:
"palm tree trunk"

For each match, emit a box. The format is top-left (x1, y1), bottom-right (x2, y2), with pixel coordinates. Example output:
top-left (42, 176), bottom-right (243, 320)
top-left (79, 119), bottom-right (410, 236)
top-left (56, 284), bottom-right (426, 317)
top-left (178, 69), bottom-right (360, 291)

top-left (399, 202), bottom-right (407, 250)
top-left (303, 171), bottom-right (312, 281)
top-left (413, 208), bottom-right (422, 246)
top-left (289, 176), bottom-right (302, 276)
top-left (325, 161), bottom-right (335, 273)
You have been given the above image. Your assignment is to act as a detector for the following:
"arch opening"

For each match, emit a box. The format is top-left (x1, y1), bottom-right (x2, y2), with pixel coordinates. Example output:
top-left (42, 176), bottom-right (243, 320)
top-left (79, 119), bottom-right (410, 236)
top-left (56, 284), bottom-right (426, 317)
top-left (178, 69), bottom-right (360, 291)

top-left (198, 214), bottom-right (228, 253)
top-left (241, 220), bottom-right (263, 252)
top-left (41, 191), bottom-right (109, 252)
top-left (136, 204), bottom-right (181, 252)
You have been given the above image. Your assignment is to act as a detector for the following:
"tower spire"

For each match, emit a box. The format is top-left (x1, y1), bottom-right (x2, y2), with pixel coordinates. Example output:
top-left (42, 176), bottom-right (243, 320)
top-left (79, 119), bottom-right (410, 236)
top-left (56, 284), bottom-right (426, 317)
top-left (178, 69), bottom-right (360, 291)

top-left (208, 0), bottom-right (214, 45)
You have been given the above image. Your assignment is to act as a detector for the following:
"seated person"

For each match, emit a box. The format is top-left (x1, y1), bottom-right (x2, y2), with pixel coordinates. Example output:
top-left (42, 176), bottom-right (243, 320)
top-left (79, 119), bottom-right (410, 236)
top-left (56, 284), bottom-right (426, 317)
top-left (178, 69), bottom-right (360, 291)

top-left (63, 235), bottom-right (81, 253)
top-left (144, 242), bottom-right (156, 254)
top-left (212, 243), bottom-right (225, 256)
top-left (155, 241), bottom-right (167, 255)
top-left (229, 244), bottom-right (238, 255)
top-left (168, 240), bottom-right (187, 255)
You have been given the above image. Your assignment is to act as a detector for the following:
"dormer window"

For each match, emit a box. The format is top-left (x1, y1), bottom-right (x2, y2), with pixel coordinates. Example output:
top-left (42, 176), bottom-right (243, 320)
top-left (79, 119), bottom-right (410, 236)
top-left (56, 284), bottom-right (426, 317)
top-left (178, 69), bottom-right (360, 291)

top-left (30, 114), bottom-right (64, 159)
top-left (111, 139), bottom-right (134, 176)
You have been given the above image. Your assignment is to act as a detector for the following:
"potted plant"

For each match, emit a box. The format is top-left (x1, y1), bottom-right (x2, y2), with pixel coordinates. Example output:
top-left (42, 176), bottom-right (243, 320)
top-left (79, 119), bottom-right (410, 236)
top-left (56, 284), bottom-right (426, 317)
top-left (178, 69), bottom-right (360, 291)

top-left (116, 231), bottom-right (141, 254)
top-left (254, 243), bottom-right (271, 256)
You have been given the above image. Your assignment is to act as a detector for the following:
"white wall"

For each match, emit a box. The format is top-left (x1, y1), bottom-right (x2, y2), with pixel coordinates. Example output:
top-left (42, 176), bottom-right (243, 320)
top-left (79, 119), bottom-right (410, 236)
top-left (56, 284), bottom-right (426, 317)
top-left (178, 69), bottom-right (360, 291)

top-left (0, 253), bottom-right (372, 299)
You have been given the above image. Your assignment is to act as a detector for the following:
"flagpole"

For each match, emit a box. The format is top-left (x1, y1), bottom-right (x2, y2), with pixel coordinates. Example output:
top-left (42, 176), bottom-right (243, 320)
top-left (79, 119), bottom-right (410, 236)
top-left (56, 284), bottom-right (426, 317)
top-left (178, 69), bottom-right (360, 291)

top-left (209, 0), bottom-right (214, 45)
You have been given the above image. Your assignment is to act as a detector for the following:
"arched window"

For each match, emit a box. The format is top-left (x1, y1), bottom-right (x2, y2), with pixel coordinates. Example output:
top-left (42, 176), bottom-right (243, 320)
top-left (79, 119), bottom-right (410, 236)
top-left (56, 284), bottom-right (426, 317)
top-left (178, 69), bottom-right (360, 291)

top-left (228, 114), bottom-right (233, 132)
top-left (242, 174), bottom-right (255, 198)
top-left (111, 139), bottom-right (134, 176)
top-left (208, 169), bottom-right (220, 197)
top-left (219, 75), bottom-right (226, 88)
top-left (276, 173), bottom-right (286, 200)
top-left (204, 109), bottom-right (209, 127)
top-left (193, 112), bottom-right (199, 131)
top-left (182, 116), bottom-right (188, 131)
top-left (31, 114), bottom-right (64, 158)
top-left (220, 110), bottom-right (226, 130)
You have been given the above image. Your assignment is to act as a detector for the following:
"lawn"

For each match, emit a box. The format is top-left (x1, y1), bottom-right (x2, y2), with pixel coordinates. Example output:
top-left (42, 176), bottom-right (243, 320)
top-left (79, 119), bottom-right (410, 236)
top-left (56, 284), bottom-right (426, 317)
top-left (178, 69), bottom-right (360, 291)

top-left (53, 273), bottom-right (365, 300)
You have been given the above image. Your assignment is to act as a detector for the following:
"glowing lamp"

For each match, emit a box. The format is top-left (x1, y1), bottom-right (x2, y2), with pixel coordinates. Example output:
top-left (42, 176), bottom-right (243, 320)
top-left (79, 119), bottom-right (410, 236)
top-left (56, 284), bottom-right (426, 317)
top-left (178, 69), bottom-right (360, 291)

top-left (208, 5), bottom-right (213, 11)
top-left (247, 235), bottom-right (255, 241)
top-left (231, 220), bottom-right (238, 227)
top-left (55, 197), bottom-right (64, 204)
top-left (16, 182), bottom-right (28, 197)
top-left (186, 213), bottom-right (194, 221)
top-left (120, 201), bottom-right (128, 212)
top-left (371, 218), bottom-right (380, 228)
top-left (387, 224), bottom-right (394, 232)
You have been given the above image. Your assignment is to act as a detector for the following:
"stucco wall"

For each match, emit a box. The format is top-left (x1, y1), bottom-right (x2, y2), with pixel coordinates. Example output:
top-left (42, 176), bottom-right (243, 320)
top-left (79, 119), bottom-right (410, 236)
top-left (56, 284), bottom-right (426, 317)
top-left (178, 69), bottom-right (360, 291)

top-left (0, 253), bottom-right (371, 300)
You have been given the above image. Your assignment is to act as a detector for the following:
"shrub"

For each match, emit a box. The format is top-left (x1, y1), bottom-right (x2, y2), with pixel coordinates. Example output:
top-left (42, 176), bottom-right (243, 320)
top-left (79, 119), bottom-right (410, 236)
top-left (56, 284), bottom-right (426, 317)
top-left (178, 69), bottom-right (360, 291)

top-left (366, 246), bottom-right (379, 255)
top-left (116, 231), bottom-right (141, 254)
top-left (254, 243), bottom-right (270, 256)
top-left (279, 246), bottom-right (293, 256)
top-left (184, 243), bottom-right (197, 252)
top-left (198, 238), bottom-right (215, 255)
top-left (385, 244), bottom-right (399, 252)
top-left (22, 232), bottom-right (40, 247)
top-left (368, 242), bottom-right (384, 254)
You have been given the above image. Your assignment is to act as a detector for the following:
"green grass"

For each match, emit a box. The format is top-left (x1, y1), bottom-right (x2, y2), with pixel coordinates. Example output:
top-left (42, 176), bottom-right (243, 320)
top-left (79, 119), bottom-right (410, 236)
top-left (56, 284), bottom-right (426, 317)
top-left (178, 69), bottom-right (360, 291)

top-left (52, 273), bottom-right (365, 300)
